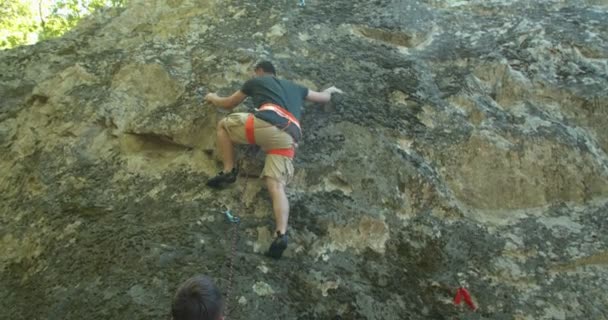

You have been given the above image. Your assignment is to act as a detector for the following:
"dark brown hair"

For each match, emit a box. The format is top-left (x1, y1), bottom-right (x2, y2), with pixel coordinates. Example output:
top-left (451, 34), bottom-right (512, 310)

top-left (171, 276), bottom-right (224, 320)
top-left (254, 60), bottom-right (276, 75)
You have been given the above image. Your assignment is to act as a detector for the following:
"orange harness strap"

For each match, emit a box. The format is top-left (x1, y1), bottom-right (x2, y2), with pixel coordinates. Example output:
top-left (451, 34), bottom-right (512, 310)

top-left (244, 113), bottom-right (295, 159)
top-left (267, 148), bottom-right (295, 158)
top-left (245, 113), bottom-right (256, 144)
top-left (258, 103), bottom-right (301, 131)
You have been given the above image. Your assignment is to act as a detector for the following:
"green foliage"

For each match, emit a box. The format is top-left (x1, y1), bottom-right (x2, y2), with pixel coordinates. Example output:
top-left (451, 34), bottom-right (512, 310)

top-left (40, 0), bottom-right (127, 41)
top-left (0, 2), bottom-right (39, 49)
top-left (0, 0), bottom-right (127, 50)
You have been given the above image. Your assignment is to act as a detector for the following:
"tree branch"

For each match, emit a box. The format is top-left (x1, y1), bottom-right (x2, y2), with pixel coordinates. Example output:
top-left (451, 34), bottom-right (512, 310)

top-left (39, 0), bottom-right (46, 28)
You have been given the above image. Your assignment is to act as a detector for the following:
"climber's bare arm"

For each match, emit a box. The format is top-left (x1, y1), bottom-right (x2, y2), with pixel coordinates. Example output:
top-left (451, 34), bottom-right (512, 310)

top-left (205, 91), bottom-right (247, 109)
top-left (305, 86), bottom-right (343, 104)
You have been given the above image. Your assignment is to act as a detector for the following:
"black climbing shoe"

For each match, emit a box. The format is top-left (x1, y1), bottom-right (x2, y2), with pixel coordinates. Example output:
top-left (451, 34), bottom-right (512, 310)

top-left (266, 231), bottom-right (288, 259)
top-left (206, 168), bottom-right (237, 188)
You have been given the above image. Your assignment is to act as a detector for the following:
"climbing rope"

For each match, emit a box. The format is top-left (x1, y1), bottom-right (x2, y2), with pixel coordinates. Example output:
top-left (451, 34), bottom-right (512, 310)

top-left (222, 145), bottom-right (257, 318)
top-left (223, 208), bottom-right (240, 318)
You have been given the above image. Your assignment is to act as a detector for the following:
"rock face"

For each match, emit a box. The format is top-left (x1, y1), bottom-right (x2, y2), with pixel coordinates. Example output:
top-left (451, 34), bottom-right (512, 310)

top-left (1, 0), bottom-right (607, 319)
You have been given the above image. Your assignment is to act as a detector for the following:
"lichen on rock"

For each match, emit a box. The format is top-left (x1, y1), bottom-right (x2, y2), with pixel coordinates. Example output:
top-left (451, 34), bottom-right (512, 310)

top-left (1, 0), bottom-right (608, 319)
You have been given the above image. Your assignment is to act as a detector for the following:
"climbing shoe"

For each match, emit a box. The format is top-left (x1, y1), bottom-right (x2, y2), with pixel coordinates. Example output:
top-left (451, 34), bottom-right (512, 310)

top-left (266, 231), bottom-right (288, 259)
top-left (206, 168), bottom-right (237, 188)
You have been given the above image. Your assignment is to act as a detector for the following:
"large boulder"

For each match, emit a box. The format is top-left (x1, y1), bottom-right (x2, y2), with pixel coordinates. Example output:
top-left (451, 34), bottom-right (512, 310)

top-left (1, 0), bottom-right (607, 319)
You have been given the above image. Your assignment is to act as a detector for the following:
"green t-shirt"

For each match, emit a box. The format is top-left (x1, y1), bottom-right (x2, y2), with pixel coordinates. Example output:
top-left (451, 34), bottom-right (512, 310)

top-left (241, 75), bottom-right (309, 121)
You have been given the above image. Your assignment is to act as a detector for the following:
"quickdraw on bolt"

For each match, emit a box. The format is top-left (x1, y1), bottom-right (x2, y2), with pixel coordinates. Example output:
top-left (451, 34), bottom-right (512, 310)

top-left (454, 287), bottom-right (477, 311)
top-left (224, 209), bottom-right (240, 224)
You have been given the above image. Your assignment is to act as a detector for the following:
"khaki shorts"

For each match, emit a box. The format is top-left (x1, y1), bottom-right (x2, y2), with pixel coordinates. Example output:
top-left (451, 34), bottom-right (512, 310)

top-left (220, 113), bottom-right (295, 185)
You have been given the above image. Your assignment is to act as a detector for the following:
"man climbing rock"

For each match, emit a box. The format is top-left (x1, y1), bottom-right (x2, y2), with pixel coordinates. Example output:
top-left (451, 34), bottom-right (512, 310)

top-left (204, 61), bottom-right (343, 259)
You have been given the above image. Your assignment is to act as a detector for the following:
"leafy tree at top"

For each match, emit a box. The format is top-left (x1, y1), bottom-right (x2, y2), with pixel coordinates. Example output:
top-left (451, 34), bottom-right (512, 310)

top-left (0, 1), bottom-right (40, 49)
top-left (0, 0), bottom-right (127, 50)
top-left (40, 0), bottom-right (127, 41)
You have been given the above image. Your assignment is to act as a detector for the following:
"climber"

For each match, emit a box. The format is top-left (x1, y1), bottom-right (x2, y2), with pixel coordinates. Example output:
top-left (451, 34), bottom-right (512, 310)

top-left (204, 60), bottom-right (343, 259)
top-left (171, 275), bottom-right (224, 320)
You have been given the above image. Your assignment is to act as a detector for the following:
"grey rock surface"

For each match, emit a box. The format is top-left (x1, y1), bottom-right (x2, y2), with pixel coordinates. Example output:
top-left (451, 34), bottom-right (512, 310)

top-left (1, 0), bottom-right (607, 319)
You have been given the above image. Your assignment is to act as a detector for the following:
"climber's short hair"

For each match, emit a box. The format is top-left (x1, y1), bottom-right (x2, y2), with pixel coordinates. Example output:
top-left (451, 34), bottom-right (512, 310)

top-left (254, 60), bottom-right (276, 75)
top-left (171, 276), bottom-right (224, 320)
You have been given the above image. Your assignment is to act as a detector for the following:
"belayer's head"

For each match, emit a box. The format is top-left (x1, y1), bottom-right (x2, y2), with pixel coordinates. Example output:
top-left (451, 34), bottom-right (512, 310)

top-left (171, 276), bottom-right (224, 320)
top-left (253, 60), bottom-right (276, 76)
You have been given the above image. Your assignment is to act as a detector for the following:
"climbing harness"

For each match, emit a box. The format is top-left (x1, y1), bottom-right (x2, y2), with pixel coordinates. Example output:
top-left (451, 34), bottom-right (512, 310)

top-left (246, 104), bottom-right (299, 158)
top-left (258, 103), bottom-right (301, 132)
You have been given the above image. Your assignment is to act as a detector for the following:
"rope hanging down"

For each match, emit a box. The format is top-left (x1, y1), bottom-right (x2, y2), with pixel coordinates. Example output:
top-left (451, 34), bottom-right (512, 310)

top-left (222, 145), bottom-right (257, 318)
top-left (223, 208), bottom-right (240, 318)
